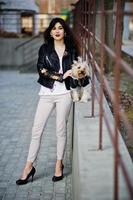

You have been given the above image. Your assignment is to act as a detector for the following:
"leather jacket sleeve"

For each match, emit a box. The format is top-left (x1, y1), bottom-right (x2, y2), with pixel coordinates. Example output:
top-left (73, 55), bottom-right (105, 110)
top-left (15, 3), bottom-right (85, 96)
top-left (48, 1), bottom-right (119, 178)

top-left (37, 44), bottom-right (64, 83)
top-left (40, 68), bottom-right (64, 82)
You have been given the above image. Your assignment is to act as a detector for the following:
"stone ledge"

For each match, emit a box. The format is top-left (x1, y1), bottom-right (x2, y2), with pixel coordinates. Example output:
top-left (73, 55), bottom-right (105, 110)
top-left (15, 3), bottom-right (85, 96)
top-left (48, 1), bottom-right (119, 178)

top-left (72, 98), bottom-right (133, 200)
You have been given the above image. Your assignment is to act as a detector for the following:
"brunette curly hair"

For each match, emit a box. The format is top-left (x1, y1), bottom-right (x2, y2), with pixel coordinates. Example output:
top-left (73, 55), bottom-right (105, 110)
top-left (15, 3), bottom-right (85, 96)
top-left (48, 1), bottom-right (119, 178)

top-left (43, 17), bottom-right (81, 55)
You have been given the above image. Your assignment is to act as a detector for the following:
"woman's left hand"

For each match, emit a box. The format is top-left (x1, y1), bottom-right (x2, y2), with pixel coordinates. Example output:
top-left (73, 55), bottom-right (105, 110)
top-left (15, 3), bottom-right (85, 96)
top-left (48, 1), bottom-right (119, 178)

top-left (63, 70), bottom-right (72, 79)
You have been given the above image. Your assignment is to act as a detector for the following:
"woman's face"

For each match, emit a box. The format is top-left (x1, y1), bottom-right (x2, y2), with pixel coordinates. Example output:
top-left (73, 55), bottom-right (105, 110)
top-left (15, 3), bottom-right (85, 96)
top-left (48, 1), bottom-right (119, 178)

top-left (50, 22), bottom-right (65, 41)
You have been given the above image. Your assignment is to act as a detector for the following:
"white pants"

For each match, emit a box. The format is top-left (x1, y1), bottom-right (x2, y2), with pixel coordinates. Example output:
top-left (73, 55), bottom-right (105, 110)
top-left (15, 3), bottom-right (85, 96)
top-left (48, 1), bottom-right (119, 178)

top-left (27, 93), bottom-right (72, 163)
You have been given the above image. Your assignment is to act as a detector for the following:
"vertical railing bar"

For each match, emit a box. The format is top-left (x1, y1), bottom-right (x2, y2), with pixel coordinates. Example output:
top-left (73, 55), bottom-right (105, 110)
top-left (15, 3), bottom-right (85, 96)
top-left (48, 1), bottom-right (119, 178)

top-left (113, 0), bottom-right (122, 199)
top-left (87, 0), bottom-right (91, 60)
top-left (83, 0), bottom-right (86, 60)
top-left (90, 0), bottom-right (96, 118)
top-left (83, 0), bottom-right (86, 59)
top-left (81, 0), bottom-right (84, 57)
top-left (98, 0), bottom-right (105, 150)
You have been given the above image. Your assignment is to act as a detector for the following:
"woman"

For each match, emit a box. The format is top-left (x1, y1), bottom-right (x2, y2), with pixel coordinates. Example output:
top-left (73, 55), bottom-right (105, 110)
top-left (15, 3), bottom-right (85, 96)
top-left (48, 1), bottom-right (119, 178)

top-left (16, 17), bottom-right (80, 184)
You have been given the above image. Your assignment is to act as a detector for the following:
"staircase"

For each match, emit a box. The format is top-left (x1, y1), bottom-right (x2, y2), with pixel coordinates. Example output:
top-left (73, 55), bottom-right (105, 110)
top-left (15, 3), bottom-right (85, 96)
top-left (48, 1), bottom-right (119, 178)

top-left (15, 34), bottom-right (43, 73)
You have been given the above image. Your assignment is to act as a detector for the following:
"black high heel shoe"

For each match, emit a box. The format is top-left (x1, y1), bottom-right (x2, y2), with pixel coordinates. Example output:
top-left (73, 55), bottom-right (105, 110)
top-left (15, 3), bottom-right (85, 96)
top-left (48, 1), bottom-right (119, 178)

top-left (16, 167), bottom-right (36, 185)
top-left (52, 164), bottom-right (64, 182)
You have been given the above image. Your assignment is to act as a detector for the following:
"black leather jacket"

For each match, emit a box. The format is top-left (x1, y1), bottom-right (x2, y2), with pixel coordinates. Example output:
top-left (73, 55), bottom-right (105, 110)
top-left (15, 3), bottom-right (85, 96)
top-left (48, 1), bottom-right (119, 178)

top-left (69, 76), bottom-right (90, 88)
top-left (37, 43), bottom-right (78, 90)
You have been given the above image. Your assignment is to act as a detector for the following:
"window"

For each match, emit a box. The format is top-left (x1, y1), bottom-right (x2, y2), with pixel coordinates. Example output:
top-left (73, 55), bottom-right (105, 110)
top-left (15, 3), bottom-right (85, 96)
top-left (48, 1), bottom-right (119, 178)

top-left (21, 13), bottom-right (33, 35)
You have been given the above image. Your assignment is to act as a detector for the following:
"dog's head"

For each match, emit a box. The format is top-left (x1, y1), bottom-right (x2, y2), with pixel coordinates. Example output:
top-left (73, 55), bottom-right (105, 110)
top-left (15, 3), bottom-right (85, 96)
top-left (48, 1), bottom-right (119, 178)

top-left (71, 57), bottom-right (90, 79)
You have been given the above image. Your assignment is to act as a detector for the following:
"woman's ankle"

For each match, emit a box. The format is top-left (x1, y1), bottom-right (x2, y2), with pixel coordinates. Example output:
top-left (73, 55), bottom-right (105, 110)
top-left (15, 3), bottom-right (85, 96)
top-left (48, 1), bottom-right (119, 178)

top-left (25, 161), bottom-right (33, 170)
top-left (56, 160), bottom-right (62, 166)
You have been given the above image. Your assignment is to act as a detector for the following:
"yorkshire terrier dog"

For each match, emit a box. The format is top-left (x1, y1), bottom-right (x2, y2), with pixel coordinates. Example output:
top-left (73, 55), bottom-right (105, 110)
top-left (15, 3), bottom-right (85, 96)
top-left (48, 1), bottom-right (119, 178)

top-left (70, 57), bottom-right (91, 102)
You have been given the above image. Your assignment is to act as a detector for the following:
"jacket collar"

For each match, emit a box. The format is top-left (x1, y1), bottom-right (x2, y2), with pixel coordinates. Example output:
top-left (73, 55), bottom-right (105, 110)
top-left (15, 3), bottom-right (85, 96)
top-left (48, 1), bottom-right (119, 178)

top-left (47, 42), bottom-right (70, 58)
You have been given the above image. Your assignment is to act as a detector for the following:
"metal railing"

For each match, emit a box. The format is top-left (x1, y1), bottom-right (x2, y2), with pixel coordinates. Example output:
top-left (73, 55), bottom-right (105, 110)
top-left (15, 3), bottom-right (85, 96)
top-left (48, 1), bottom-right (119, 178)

top-left (15, 33), bottom-right (43, 70)
top-left (73, 0), bottom-right (133, 199)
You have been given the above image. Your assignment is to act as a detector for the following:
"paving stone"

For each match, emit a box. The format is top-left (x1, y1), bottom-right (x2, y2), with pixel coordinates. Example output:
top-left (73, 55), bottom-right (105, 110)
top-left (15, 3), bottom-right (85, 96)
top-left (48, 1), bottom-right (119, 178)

top-left (0, 71), bottom-right (72, 200)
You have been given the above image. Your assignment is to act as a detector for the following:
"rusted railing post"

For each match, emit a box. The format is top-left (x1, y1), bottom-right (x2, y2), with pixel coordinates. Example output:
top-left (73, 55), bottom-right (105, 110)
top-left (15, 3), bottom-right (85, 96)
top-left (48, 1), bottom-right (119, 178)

top-left (90, 0), bottom-right (96, 118)
top-left (113, 0), bottom-right (122, 199)
top-left (98, 0), bottom-right (105, 150)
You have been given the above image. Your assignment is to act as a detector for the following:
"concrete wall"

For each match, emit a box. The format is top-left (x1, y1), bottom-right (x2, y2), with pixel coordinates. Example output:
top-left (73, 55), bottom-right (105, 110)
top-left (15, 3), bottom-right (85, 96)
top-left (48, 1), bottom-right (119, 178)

top-left (0, 37), bottom-right (43, 71)
top-left (0, 38), bottom-right (29, 69)
top-left (72, 79), bottom-right (133, 200)
top-left (72, 114), bottom-right (80, 200)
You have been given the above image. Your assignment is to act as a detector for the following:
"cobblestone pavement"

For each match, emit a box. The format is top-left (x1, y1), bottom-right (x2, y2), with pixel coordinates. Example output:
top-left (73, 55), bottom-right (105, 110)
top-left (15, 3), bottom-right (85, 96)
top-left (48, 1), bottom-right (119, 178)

top-left (0, 71), bottom-right (72, 200)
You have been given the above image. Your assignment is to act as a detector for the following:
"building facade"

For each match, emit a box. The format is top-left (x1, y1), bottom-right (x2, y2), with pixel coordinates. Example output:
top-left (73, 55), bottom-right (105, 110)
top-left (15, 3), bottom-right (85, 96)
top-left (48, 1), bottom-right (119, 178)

top-left (39, 0), bottom-right (78, 14)
top-left (0, 0), bottom-right (78, 36)
top-left (0, 0), bottom-right (39, 35)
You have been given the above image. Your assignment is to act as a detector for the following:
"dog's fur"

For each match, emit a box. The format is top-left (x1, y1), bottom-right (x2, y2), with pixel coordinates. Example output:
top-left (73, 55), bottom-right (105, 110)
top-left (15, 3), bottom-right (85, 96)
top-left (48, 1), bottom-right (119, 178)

top-left (70, 57), bottom-right (91, 102)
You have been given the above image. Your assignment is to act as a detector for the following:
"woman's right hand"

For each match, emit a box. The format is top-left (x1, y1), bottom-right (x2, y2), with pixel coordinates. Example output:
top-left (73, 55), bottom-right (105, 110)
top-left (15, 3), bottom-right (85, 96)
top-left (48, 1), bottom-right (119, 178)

top-left (63, 70), bottom-right (72, 79)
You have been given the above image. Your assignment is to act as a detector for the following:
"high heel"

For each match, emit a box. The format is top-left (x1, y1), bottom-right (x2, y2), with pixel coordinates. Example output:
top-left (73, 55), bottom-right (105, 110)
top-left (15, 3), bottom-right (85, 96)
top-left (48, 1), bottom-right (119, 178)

top-left (16, 167), bottom-right (36, 185)
top-left (52, 164), bottom-right (64, 182)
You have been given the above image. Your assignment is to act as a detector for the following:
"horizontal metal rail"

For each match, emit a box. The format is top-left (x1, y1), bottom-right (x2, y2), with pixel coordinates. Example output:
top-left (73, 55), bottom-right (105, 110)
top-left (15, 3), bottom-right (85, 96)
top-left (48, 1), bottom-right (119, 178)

top-left (15, 33), bottom-right (42, 50)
